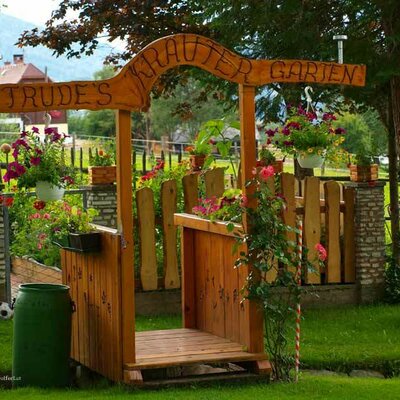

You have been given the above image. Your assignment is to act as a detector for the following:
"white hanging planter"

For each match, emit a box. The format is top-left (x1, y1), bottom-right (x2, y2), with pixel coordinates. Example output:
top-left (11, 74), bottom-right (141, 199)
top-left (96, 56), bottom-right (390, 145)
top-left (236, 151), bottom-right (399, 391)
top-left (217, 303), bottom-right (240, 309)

top-left (297, 154), bottom-right (324, 169)
top-left (35, 181), bottom-right (65, 202)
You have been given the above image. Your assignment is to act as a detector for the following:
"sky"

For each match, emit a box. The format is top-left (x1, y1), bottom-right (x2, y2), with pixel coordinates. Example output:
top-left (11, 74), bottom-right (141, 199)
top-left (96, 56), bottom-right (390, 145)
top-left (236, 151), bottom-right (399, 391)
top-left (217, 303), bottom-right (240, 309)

top-left (2, 0), bottom-right (125, 50)
top-left (2, 0), bottom-right (64, 26)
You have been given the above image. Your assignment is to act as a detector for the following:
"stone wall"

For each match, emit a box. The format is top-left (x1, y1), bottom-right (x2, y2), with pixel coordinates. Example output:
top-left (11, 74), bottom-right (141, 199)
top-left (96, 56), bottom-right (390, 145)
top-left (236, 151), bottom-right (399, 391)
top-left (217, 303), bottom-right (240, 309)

top-left (345, 181), bottom-right (386, 303)
top-left (84, 185), bottom-right (117, 229)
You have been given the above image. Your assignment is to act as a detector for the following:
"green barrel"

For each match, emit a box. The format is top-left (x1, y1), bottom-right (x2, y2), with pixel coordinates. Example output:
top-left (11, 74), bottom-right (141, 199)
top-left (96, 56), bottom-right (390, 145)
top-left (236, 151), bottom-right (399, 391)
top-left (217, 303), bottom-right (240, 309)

top-left (12, 283), bottom-right (72, 387)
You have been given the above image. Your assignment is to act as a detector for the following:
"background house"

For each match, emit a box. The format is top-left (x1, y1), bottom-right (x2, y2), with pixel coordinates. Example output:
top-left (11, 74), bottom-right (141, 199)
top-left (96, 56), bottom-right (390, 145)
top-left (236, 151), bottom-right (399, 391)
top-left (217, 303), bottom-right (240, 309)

top-left (0, 54), bottom-right (68, 134)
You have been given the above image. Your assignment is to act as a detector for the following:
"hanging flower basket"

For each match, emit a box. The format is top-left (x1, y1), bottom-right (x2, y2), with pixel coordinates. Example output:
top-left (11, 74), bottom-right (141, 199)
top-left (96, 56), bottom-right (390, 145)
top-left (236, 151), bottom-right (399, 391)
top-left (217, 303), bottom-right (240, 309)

top-left (35, 181), bottom-right (65, 202)
top-left (297, 154), bottom-right (324, 169)
top-left (349, 164), bottom-right (379, 182)
top-left (189, 155), bottom-right (206, 171)
top-left (88, 165), bottom-right (116, 185)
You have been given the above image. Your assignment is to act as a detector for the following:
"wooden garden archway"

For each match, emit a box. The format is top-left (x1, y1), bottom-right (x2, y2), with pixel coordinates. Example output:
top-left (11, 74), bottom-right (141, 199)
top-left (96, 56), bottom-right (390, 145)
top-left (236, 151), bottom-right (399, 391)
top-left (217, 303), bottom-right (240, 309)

top-left (0, 34), bottom-right (366, 384)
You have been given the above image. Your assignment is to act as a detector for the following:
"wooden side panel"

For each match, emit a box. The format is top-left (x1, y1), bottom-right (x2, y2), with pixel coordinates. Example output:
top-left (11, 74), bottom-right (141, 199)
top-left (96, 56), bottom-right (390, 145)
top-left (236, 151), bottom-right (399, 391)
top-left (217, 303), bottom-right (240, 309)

top-left (136, 187), bottom-right (158, 291)
top-left (223, 236), bottom-right (240, 343)
top-left (181, 228), bottom-right (196, 328)
top-left (204, 168), bottom-right (225, 198)
top-left (343, 187), bottom-right (356, 283)
top-left (162, 180), bottom-right (180, 289)
top-left (194, 230), bottom-right (209, 331)
top-left (324, 181), bottom-right (341, 283)
top-left (210, 235), bottom-right (225, 338)
top-left (304, 176), bottom-right (321, 284)
top-left (182, 173), bottom-right (199, 213)
top-left (61, 231), bottom-right (123, 382)
top-left (281, 173), bottom-right (297, 273)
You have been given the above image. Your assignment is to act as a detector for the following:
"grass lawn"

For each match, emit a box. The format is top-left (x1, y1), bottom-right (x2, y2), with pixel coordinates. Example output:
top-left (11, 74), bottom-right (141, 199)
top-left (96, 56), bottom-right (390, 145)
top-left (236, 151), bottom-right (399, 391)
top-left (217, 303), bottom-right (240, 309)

top-left (1, 305), bottom-right (400, 398)
top-left (301, 305), bottom-right (400, 375)
top-left (1, 305), bottom-right (399, 377)
top-left (1, 375), bottom-right (400, 400)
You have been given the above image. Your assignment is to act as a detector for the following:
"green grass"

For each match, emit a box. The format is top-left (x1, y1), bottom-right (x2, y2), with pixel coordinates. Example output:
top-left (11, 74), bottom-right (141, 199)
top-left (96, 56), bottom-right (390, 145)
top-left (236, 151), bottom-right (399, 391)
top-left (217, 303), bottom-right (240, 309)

top-left (1, 375), bottom-right (400, 400)
top-left (2, 305), bottom-right (399, 377)
top-left (301, 305), bottom-right (400, 375)
top-left (0, 319), bottom-right (12, 374)
top-left (2, 306), bottom-right (400, 398)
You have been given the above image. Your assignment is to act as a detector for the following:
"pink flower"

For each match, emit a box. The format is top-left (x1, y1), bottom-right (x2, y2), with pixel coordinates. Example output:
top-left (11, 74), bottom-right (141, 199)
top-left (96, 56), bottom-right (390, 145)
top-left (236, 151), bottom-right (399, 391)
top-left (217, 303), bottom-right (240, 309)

top-left (32, 126), bottom-right (40, 133)
top-left (38, 233), bottom-right (47, 240)
top-left (241, 195), bottom-right (248, 207)
top-left (44, 127), bottom-right (54, 135)
top-left (315, 243), bottom-right (327, 261)
top-left (37, 243), bottom-right (42, 250)
top-left (43, 213), bottom-right (51, 219)
top-left (29, 213), bottom-right (41, 220)
top-left (258, 166), bottom-right (275, 181)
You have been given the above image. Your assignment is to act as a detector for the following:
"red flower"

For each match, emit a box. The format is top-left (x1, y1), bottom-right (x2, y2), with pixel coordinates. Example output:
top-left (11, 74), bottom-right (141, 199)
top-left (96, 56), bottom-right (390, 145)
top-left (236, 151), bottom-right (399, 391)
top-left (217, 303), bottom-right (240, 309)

top-left (0, 196), bottom-right (14, 207)
top-left (33, 200), bottom-right (46, 210)
top-left (315, 243), bottom-right (327, 261)
top-left (30, 156), bottom-right (41, 166)
top-left (259, 166), bottom-right (275, 181)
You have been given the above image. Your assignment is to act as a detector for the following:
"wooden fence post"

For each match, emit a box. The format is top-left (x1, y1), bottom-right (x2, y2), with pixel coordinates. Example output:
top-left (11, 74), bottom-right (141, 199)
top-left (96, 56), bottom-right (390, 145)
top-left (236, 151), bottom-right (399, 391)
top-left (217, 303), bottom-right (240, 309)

top-left (136, 187), bottom-right (158, 291)
top-left (161, 180), bottom-right (180, 289)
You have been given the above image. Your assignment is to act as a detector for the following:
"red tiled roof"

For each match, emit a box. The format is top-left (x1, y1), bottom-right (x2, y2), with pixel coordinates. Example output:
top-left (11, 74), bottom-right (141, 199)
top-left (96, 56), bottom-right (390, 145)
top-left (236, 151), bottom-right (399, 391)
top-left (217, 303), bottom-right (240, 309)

top-left (0, 63), bottom-right (53, 84)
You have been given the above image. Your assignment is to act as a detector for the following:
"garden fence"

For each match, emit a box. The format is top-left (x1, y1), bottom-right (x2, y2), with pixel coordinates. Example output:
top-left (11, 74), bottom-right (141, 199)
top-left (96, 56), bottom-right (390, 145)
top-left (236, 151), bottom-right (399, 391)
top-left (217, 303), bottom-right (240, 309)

top-left (135, 171), bottom-right (356, 291)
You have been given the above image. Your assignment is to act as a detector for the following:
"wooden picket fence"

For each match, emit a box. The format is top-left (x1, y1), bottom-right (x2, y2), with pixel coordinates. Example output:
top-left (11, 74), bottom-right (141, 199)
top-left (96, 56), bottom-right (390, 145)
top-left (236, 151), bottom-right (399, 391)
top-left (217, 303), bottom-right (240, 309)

top-left (134, 170), bottom-right (355, 292)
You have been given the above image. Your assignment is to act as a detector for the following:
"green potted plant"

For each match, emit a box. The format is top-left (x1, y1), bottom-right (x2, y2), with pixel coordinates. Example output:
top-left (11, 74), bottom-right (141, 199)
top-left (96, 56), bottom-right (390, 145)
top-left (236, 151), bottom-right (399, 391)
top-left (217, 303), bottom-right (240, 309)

top-left (3, 127), bottom-right (74, 201)
top-left (349, 149), bottom-right (378, 182)
top-left (88, 142), bottom-right (116, 185)
top-left (186, 128), bottom-right (213, 171)
top-left (267, 106), bottom-right (346, 169)
top-left (258, 146), bottom-right (284, 173)
top-left (49, 201), bottom-right (101, 253)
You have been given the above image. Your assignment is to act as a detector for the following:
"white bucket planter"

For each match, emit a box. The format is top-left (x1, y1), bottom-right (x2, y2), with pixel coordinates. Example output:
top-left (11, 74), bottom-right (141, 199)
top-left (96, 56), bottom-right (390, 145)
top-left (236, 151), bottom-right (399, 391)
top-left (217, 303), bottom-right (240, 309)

top-left (35, 181), bottom-right (65, 202)
top-left (297, 154), bottom-right (324, 169)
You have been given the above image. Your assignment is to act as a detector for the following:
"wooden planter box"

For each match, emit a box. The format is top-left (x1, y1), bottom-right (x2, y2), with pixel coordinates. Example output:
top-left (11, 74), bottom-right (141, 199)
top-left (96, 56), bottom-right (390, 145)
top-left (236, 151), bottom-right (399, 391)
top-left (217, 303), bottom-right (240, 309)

top-left (12, 256), bottom-right (62, 286)
top-left (349, 164), bottom-right (378, 182)
top-left (54, 232), bottom-right (102, 253)
top-left (88, 165), bottom-right (116, 185)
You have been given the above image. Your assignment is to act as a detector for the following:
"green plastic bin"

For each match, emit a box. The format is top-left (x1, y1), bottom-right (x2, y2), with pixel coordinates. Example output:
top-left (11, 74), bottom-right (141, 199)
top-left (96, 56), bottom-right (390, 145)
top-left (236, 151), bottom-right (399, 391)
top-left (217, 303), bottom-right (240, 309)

top-left (12, 283), bottom-right (72, 387)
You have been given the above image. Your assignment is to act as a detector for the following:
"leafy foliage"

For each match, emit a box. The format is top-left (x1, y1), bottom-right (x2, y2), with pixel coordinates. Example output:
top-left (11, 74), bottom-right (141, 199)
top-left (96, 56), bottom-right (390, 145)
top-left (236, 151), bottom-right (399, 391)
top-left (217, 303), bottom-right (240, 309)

top-left (385, 258), bottom-right (400, 304)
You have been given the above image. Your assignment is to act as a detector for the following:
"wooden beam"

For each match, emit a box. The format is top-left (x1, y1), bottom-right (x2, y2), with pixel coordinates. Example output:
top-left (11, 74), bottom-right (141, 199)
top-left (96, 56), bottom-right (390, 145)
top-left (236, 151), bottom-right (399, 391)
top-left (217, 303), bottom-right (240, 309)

top-left (239, 84), bottom-right (257, 232)
top-left (116, 109), bottom-right (135, 364)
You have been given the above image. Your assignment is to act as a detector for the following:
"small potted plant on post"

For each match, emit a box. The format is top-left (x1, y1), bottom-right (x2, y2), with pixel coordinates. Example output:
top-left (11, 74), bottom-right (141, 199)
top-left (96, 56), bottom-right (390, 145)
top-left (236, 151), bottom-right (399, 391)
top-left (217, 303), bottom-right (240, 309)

top-left (186, 129), bottom-right (213, 171)
top-left (267, 106), bottom-right (346, 169)
top-left (88, 142), bottom-right (116, 185)
top-left (3, 127), bottom-right (73, 201)
top-left (349, 149), bottom-right (378, 182)
top-left (258, 146), bottom-right (284, 174)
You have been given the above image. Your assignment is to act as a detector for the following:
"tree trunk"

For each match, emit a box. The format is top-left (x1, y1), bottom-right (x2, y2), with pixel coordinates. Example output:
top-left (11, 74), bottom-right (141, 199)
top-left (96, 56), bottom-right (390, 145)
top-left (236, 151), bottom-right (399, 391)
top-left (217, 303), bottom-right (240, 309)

top-left (389, 76), bottom-right (400, 264)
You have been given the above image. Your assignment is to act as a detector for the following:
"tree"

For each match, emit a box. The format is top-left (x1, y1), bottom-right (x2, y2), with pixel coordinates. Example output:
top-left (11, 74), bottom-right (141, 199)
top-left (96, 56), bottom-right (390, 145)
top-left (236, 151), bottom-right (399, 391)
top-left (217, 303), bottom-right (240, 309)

top-left (17, 0), bottom-right (400, 260)
top-left (150, 78), bottom-right (235, 140)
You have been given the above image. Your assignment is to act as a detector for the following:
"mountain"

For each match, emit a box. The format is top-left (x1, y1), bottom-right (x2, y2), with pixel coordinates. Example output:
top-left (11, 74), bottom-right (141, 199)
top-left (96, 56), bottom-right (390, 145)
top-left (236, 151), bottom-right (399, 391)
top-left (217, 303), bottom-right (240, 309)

top-left (0, 13), bottom-right (114, 82)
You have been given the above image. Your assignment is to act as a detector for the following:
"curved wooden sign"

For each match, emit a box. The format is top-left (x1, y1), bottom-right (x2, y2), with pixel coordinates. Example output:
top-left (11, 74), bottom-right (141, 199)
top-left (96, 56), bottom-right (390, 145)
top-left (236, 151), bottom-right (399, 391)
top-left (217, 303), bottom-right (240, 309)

top-left (0, 33), bottom-right (366, 113)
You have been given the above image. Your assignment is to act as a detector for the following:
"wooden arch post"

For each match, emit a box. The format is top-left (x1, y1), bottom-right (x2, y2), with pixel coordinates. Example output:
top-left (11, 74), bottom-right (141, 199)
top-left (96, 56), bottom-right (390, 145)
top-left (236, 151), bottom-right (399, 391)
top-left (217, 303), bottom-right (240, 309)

top-left (0, 33), bottom-right (366, 384)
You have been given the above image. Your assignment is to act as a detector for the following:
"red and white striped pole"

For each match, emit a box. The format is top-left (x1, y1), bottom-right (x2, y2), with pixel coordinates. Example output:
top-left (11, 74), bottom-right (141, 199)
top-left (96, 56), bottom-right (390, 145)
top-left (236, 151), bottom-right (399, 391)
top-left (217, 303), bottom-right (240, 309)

top-left (295, 219), bottom-right (303, 383)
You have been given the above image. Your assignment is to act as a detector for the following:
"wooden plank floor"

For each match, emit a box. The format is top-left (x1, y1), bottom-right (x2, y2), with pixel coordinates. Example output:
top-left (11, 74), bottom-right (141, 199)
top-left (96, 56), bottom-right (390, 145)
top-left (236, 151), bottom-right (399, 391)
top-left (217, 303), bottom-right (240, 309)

top-left (124, 329), bottom-right (266, 370)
